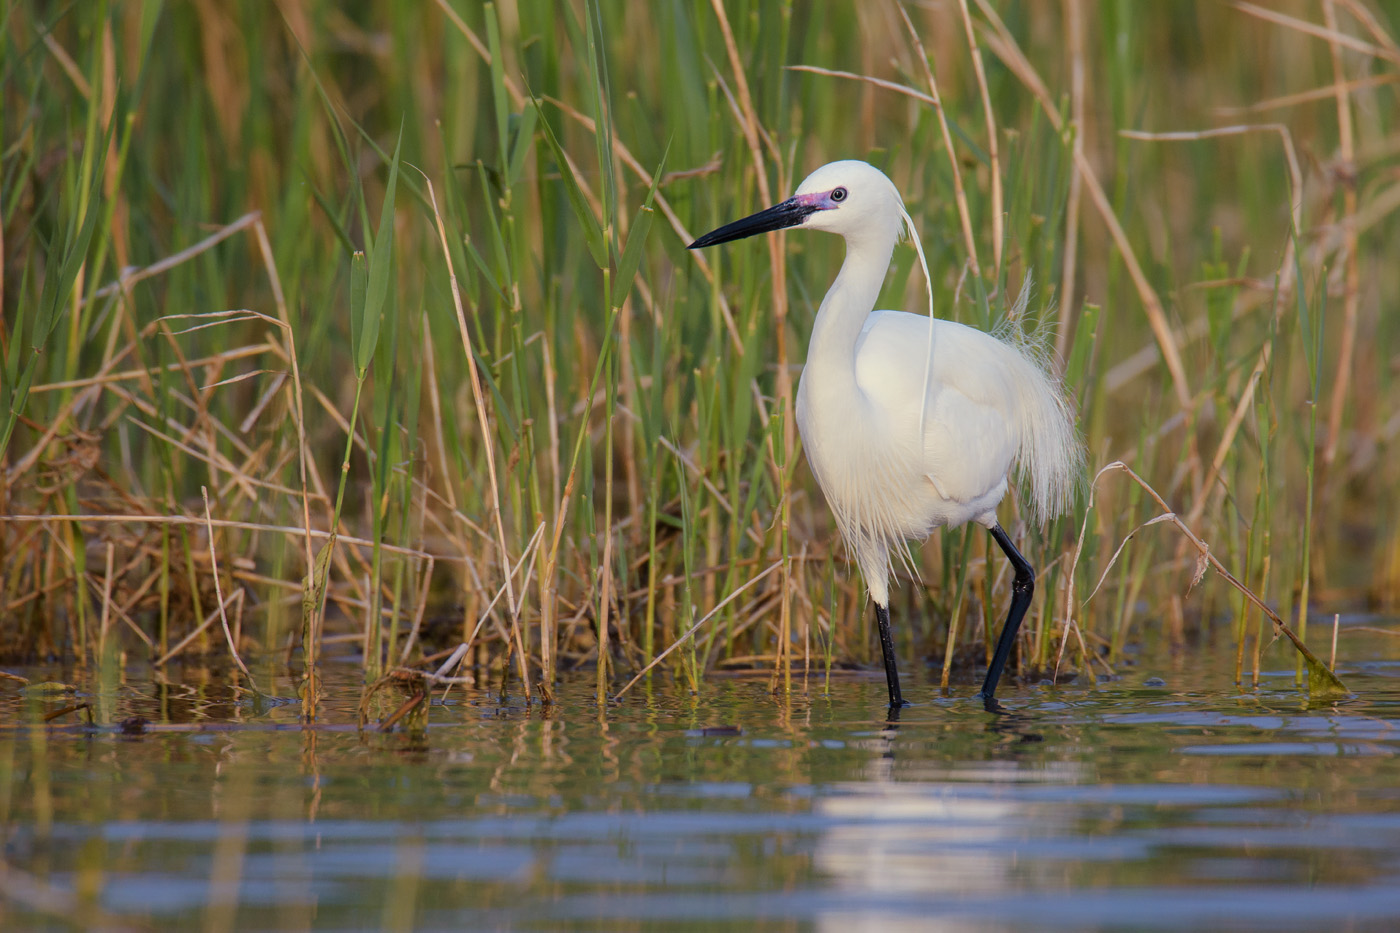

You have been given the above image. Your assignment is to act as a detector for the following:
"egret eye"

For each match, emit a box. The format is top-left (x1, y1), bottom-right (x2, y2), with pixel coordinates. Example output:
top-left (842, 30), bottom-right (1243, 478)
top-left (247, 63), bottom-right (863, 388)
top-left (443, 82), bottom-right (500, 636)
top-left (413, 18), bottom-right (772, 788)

top-left (831, 187), bottom-right (848, 202)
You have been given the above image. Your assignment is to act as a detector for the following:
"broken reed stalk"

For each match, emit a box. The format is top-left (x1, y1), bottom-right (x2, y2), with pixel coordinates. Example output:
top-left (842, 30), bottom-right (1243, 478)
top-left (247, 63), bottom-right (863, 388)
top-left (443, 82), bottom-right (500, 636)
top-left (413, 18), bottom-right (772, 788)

top-left (613, 561), bottom-right (782, 700)
top-left (201, 486), bottom-right (253, 685)
top-left (420, 174), bottom-right (529, 700)
top-left (1069, 462), bottom-right (1347, 695)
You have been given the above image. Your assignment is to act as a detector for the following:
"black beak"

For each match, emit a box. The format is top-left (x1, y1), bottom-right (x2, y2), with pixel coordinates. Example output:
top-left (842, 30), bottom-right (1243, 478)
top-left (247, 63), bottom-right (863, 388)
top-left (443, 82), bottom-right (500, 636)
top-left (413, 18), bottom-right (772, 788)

top-left (688, 197), bottom-right (818, 249)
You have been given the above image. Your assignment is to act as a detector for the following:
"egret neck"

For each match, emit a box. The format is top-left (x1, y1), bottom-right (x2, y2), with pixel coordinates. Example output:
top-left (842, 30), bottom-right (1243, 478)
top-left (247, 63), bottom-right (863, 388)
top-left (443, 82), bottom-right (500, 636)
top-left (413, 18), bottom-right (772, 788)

top-left (803, 229), bottom-right (898, 409)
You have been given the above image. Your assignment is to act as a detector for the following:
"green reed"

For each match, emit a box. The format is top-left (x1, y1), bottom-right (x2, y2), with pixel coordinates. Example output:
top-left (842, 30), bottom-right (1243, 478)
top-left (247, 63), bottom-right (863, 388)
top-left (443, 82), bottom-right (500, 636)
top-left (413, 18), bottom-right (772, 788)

top-left (1, 1), bottom-right (1392, 700)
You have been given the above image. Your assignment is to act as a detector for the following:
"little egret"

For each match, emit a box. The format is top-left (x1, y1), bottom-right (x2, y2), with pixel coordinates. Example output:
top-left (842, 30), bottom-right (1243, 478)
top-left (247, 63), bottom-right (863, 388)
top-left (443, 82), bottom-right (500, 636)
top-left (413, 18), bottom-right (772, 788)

top-left (689, 160), bottom-right (1081, 708)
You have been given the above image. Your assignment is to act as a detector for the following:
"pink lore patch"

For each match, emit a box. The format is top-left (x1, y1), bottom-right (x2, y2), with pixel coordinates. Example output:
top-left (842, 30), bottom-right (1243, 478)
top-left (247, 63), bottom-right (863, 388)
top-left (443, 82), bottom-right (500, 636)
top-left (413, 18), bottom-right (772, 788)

top-left (794, 190), bottom-right (837, 210)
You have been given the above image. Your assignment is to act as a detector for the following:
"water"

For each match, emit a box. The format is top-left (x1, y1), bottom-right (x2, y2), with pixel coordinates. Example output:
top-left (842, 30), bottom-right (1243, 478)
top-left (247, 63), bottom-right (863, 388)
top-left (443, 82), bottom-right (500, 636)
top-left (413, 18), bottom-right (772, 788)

top-left (3, 650), bottom-right (1400, 931)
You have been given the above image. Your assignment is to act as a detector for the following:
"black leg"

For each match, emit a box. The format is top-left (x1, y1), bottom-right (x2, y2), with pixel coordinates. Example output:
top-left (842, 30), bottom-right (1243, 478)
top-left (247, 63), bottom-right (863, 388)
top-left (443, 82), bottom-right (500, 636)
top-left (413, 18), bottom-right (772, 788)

top-left (979, 523), bottom-right (1035, 703)
top-left (874, 602), bottom-right (907, 708)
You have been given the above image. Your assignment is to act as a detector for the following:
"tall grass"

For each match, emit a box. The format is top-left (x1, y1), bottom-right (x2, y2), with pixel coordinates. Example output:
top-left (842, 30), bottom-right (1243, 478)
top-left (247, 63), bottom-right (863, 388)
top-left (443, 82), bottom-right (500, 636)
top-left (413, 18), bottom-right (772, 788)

top-left (2, 1), bottom-right (1395, 703)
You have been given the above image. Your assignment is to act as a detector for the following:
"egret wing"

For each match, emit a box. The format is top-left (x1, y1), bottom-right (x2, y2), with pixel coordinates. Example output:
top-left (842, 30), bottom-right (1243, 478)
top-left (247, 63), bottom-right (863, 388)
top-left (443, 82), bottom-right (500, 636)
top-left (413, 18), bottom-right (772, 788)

top-left (854, 311), bottom-right (1021, 508)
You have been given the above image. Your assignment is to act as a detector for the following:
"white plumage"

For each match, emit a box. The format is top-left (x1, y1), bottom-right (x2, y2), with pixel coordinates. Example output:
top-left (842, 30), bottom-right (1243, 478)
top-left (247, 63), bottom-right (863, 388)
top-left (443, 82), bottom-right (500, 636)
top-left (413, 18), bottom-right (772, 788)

top-left (691, 160), bottom-right (1082, 708)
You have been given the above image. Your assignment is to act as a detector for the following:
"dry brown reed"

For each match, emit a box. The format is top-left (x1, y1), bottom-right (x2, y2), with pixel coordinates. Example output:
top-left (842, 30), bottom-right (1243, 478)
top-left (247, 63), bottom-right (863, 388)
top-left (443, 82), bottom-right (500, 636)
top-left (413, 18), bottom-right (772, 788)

top-left (3, 2), bottom-right (1396, 707)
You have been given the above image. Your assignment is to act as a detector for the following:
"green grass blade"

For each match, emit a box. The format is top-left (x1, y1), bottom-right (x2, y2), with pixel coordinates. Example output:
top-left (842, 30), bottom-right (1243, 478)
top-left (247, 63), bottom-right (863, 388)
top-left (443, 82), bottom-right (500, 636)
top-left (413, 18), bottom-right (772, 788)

top-left (0, 121), bottom-right (109, 456)
top-left (355, 123), bottom-right (403, 377)
top-left (530, 90), bottom-right (607, 269)
top-left (349, 249), bottom-right (369, 370)
top-left (615, 148), bottom-right (668, 300)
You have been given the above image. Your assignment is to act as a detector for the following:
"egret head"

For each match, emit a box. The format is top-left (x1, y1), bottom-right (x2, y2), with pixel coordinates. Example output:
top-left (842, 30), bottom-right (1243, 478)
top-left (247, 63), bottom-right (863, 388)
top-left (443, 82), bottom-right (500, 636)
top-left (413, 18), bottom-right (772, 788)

top-left (688, 160), bottom-right (905, 250)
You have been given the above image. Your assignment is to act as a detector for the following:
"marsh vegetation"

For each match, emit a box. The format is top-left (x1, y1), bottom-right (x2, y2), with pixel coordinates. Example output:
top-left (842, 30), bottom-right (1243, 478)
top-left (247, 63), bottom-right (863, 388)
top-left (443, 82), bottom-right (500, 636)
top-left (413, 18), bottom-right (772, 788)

top-left (3, 1), bottom-right (1397, 708)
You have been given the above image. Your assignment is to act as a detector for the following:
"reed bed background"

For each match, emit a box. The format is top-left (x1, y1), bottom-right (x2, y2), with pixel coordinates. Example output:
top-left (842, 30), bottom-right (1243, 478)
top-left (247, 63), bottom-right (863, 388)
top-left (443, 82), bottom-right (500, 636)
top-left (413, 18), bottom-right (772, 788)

top-left (3, 1), bottom-right (1396, 708)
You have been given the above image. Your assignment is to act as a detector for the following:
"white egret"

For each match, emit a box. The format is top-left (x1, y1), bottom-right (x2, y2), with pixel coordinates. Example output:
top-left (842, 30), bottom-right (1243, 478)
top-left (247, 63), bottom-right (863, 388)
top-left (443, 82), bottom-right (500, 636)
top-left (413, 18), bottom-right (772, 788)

top-left (690, 160), bottom-right (1081, 708)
